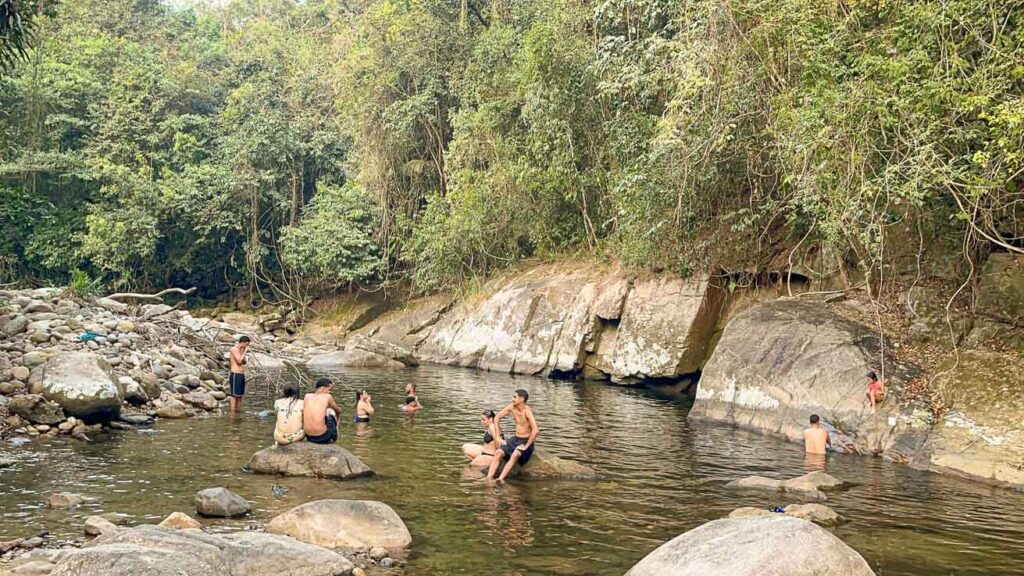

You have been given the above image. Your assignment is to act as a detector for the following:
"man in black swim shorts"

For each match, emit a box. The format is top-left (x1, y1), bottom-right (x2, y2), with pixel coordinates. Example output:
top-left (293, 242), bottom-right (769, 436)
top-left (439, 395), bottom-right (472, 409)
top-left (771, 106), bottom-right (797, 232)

top-left (486, 389), bottom-right (539, 482)
top-left (228, 336), bottom-right (250, 413)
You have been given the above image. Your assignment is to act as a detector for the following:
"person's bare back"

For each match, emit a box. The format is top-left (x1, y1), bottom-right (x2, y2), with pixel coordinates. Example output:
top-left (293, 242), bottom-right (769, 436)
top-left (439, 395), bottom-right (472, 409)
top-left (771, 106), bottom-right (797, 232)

top-left (803, 414), bottom-right (831, 455)
top-left (303, 392), bottom-right (335, 436)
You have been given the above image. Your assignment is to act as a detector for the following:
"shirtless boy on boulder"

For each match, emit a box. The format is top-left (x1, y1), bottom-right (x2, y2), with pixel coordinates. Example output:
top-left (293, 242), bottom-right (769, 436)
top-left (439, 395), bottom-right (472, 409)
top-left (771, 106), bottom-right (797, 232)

top-left (486, 389), bottom-right (539, 482)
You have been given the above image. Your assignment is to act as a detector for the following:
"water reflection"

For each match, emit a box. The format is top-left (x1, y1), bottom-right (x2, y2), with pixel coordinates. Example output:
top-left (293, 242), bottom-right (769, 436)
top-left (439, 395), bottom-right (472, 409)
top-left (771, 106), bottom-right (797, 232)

top-left (0, 366), bottom-right (1023, 576)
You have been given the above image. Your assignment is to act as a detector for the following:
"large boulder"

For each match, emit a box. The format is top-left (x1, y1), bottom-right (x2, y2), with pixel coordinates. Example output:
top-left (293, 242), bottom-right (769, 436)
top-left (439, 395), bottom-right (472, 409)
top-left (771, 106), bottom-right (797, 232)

top-left (975, 253), bottom-right (1024, 325)
top-left (689, 300), bottom-right (915, 454)
top-left (266, 499), bottom-right (411, 551)
top-left (608, 275), bottom-right (725, 383)
top-left (513, 451), bottom-right (597, 480)
top-left (306, 349), bottom-right (405, 370)
top-left (624, 516), bottom-right (875, 576)
top-left (247, 443), bottom-right (373, 479)
top-left (30, 352), bottom-right (122, 422)
top-left (194, 487), bottom-right (250, 518)
top-left (8, 394), bottom-right (65, 425)
top-left (49, 525), bottom-right (354, 576)
top-left (899, 350), bottom-right (1024, 488)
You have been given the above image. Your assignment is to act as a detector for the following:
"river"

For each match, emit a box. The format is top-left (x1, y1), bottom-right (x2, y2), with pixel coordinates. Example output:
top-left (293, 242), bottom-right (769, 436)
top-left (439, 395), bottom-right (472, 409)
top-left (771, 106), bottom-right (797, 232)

top-left (2, 366), bottom-right (1023, 575)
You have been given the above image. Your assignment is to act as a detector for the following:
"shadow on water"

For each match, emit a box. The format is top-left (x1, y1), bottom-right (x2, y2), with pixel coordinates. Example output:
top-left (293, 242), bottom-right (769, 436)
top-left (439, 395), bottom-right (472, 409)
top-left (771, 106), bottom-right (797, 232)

top-left (2, 365), bottom-right (1024, 575)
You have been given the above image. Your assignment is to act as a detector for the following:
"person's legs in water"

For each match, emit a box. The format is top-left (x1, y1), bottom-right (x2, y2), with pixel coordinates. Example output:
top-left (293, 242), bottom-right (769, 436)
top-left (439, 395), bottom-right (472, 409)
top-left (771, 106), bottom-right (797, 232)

top-left (485, 447), bottom-right (506, 479)
top-left (463, 443), bottom-right (484, 460)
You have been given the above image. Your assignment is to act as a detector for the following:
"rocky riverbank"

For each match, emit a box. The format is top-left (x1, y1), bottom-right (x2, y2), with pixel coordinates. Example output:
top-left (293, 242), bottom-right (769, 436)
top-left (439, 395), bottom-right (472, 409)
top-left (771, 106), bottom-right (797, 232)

top-left (302, 257), bottom-right (1024, 490)
top-left (0, 288), bottom-right (312, 441)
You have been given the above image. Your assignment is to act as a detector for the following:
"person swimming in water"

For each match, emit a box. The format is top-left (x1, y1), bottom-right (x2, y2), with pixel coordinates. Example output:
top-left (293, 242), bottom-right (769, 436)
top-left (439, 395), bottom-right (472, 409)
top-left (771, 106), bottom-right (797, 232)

top-left (355, 389), bottom-right (374, 423)
top-left (463, 410), bottom-right (504, 467)
top-left (404, 383), bottom-right (423, 410)
top-left (803, 413), bottom-right (831, 455)
top-left (402, 396), bottom-right (422, 413)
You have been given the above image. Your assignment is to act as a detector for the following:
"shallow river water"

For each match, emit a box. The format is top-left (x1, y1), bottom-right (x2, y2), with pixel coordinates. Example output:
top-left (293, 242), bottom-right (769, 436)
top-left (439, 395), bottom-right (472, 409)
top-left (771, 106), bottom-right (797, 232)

top-left (2, 366), bottom-right (1024, 575)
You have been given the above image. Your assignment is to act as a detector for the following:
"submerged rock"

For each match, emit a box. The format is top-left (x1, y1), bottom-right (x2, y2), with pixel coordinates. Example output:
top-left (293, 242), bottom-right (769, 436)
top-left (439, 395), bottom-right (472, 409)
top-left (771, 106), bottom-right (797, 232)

top-left (624, 516), bottom-right (875, 576)
top-left (247, 442), bottom-right (373, 480)
top-left (49, 525), bottom-right (354, 576)
top-left (30, 352), bottom-right (122, 422)
top-left (513, 451), bottom-right (597, 480)
top-left (266, 499), bottom-right (411, 551)
top-left (725, 471), bottom-right (845, 500)
top-left (47, 492), bottom-right (83, 508)
top-left (689, 300), bottom-right (916, 454)
top-left (194, 487), bottom-right (250, 518)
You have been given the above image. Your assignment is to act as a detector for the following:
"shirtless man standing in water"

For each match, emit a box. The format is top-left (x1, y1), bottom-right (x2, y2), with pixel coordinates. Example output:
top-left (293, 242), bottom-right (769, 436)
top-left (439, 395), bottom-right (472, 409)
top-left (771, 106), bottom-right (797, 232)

top-left (228, 336), bottom-right (250, 414)
top-left (486, 389), bottom-right (539, 482)
top-left (803, 414), bottom-right (831, 455)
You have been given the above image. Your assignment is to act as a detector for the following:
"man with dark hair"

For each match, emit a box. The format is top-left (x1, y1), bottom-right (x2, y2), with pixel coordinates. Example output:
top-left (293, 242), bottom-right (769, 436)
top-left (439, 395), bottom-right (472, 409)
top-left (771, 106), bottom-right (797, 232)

top-left (866, 371), bottom-right (885, 411)
top-left (803, 414), bottom-right (831, 454)
top-left (303, 378), bottom-right (341, 444)
top-left (486, 389), bottom-right (539, 481)
top-left (228, 335), bottom-right (250, 413)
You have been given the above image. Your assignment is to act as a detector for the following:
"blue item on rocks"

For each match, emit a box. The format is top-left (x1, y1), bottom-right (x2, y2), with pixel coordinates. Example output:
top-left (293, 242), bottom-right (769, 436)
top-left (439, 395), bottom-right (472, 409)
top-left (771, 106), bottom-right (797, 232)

top-left (771, 507), bottom-right (785, 513)
top-left (77, 332), bottom-right (99, 341)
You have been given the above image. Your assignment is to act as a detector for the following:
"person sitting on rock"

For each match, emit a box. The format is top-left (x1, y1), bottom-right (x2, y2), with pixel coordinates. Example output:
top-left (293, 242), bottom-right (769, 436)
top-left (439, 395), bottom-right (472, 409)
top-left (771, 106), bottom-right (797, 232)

top-left (303, 378), bottom-right (341, 444)
top-left (354, 389), bottom-right (374, 423)
top-left (803, 414), bottom-right (831, 455)
top-left (866, 371), bottom-right (885, 411)
top-left (486, 389), bottom-right (539, 482)
top-left (463, 409), bottom-right (504, 467)
top-left (273, 385), bottom-right (305, 445)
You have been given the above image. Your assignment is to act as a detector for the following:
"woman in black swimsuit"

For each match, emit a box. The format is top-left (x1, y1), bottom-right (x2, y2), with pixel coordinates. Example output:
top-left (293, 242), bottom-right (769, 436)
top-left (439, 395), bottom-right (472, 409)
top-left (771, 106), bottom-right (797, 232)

top-left (462, 410), bottom-right (504, 467)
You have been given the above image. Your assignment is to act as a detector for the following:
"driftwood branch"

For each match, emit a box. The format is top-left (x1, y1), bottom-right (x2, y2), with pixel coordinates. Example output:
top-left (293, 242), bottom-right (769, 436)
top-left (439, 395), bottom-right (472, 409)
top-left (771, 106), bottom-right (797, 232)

top-left (106, 287), bottom-right (196, 302)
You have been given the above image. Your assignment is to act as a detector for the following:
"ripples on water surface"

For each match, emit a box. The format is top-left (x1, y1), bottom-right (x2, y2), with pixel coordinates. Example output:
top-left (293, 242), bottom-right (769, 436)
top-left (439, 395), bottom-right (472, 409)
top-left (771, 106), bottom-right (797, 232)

top-left (2, 366), bottom-right (1024, 575)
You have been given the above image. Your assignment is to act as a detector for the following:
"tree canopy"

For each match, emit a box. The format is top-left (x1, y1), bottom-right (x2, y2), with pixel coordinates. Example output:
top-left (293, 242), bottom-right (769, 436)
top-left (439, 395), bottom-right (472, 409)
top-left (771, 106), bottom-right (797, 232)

top-left (1, 0), bottom-right (1021, 301)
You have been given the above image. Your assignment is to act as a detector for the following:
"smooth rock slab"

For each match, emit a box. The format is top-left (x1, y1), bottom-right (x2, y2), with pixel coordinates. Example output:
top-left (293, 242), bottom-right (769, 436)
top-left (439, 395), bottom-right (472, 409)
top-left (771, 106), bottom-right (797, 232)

top-left (49, 525), bottom-right (354, 576)
top-left (728, 504), bottom-right (842, 526)
top-left (247, 442), bottom-right (373, 480)
top-left (267, 499), bottom-right (411, 551)
top-left (195, 487), bottom-right (250, 518)
top-left (624, 516), bottom-right (875, 576)
top-left (306, 349), bottom-right (405, 370)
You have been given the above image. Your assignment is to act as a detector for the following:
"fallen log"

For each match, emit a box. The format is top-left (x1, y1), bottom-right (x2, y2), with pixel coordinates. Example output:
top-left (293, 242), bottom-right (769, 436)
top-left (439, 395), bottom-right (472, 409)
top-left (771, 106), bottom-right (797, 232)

top-left (105, 287), bottom-right (196, 302)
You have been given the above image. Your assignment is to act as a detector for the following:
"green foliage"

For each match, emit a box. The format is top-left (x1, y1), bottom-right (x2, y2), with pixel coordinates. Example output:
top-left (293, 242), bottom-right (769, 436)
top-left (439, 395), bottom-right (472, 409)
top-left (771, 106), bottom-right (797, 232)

top-left (1, 0), bottom-right (1021, 298)
top-left (67, 268), bottom-right (102, 297)
top-left (280, 182), bottom-right (384, 287)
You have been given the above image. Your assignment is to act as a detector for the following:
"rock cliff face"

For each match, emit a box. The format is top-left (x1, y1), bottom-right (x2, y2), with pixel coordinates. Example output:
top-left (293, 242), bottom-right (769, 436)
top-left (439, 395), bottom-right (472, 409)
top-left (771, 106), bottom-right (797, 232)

top-left (339, 265), bottom-right (725, 384)
top-left (897, 350), bottom-right (1024, 487)
top-left (688, 300), bottom-right (916, 454)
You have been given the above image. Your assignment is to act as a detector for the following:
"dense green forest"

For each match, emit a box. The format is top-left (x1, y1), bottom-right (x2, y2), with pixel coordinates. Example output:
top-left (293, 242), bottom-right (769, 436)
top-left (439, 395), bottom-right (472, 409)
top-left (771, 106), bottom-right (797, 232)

top-left (1, 0), bottom-right (1021, 303)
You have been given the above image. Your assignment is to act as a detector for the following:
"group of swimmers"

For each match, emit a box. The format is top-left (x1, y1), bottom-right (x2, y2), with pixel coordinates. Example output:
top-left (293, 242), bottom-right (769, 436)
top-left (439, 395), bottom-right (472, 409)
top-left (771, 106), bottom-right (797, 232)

top-left (269, 375), bottom-right (539, 481)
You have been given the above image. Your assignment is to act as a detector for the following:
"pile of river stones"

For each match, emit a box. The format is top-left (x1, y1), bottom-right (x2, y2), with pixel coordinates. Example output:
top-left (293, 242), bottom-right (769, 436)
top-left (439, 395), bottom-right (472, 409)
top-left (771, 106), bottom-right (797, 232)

top-left (0, 288), bottom-right (302, 441)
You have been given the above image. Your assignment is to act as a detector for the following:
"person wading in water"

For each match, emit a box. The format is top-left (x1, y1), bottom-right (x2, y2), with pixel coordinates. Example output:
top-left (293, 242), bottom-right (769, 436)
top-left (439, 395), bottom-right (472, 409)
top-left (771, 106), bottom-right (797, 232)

top-left (803, 414), bottom-right (831, 455)
top-left (228, 336), bottom-right (250, 414)
top-left (486, 389), bottom-right (539, 482)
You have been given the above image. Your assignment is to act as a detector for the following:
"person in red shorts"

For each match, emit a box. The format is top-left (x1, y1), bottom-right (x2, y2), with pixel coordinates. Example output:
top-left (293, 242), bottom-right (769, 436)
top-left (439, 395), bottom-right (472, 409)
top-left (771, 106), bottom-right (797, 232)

top-left (866, 371), bottom-right (884, 412)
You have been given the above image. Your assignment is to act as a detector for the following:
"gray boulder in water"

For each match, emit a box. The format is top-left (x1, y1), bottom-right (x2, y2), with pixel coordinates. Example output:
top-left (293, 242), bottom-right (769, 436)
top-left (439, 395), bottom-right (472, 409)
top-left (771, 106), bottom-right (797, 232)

top-left (247, 442), bottom-right (373, 480)
top-left (30, 352), bottom-right (122, 422)
top-left (49, 525), bottom-right (354, 576)
top-left (194, 487), bottom-right (250, 518)
top-left (266, 499), bottom-right (411, 551)
top-left (625, 516), bottom-right (875, 576)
